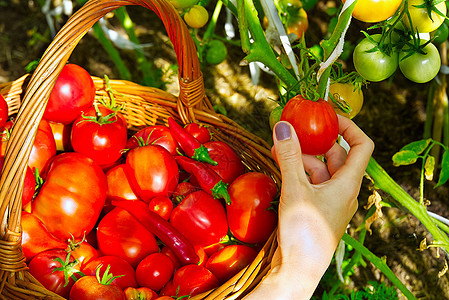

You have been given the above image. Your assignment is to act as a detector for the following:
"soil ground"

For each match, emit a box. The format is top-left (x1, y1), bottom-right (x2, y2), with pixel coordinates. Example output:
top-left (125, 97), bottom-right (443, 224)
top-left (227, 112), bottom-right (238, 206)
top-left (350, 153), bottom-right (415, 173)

top-left (1, 1), bottom-right (449, 299)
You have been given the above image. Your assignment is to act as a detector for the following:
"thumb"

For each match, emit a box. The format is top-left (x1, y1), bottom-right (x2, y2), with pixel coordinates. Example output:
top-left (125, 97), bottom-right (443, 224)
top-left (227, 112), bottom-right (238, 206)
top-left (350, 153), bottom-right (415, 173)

top-left (272, 122), bottom-right (309, 186)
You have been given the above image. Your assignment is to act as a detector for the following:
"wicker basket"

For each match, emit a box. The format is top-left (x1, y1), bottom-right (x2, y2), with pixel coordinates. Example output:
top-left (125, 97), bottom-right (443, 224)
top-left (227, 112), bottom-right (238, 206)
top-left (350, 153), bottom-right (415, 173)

top-left (0, 0), bottom-right (281, 299)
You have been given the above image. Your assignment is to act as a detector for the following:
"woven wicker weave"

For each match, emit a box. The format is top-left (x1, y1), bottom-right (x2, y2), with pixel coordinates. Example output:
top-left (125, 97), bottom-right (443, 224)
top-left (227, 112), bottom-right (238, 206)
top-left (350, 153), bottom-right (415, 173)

top-left (0, 0), bottom-right (281, 299)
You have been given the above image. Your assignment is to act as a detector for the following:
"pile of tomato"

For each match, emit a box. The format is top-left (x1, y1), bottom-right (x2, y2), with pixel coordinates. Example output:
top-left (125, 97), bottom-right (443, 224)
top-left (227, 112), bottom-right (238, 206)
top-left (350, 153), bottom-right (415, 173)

top-left (0, 64), bottom-right (279, 300)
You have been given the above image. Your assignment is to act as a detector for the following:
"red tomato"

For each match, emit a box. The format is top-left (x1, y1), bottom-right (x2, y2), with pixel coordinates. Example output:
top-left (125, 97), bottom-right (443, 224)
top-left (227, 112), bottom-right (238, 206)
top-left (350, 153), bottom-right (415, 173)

top-left (28, 119), bottom-right (57, 174)
top-left (184, 123), bottom-right (211, 144)
top-left (205, 245), bottom-right (258, 283)
top-left (32, 152), bottom-right (107, 240)
top-left (106, 164), bottom-right (139, 203)
top-left (21, 212), bottom-right (67, 262)
top-left (170, 190), bottom-right (228, 247)
top-left (125, 145), bottom-right (179, 203)
top-left (227, 172), bottom-right (278, 244)
top-left (71, 105), bottom-right (128, 166)
top-left (126, 125), bottom-right (179, 155)
top-left (148, 196), bottom-right (173, 220)
top-left (82, 256), bottom-right (138, 290)
top-left (280, 95), bottom-right (339, 155)
top-left (160, 264), bottom-right (219, 297)
top-left (0, 94), bottom-right (8, 128)
top-left (136, 253), bottom-right (175, 292)
top-left (97, 207), bottom-right (159, 268)
top-left (68, 239), bottom-right (99, 270)
top-left (124, 287), bottom-right (158, 300)
top-left (44, 64), bottom-right (96, 124)
top-left (172, 181), bottom-right (199, 203)
top-left (28, 249), bottom-right (81, 298)
top-left (160, 246), bottom-right (182, 271)
top-left (204, 141), bottom-right (245, 184)
top-left (69, 267), bottom-right (125, 300)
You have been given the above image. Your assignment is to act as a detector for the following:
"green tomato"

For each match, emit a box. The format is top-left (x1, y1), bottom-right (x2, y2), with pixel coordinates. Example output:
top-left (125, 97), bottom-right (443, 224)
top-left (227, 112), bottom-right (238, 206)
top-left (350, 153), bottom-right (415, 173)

top-left (399, 41), bottom-right (441, 83)
top-left (432, 22), bottom-right (449, 45)
top-left (206, 40), bottom-right (227, 65)
top-left (353, 34), bottom-right (399, 82)
top-left (269, 106), bottom-right (283, 130)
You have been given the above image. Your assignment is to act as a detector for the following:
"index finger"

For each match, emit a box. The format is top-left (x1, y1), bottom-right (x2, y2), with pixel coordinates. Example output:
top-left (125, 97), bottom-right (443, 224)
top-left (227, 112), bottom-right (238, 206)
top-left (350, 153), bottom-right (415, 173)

top-left (332, 115), bottom-right (374, 187)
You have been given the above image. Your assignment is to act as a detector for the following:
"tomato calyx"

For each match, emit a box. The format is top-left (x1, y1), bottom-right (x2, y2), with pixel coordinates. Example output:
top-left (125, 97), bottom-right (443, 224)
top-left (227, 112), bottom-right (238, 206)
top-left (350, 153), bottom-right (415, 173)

top-left (95, 264), bottom-right (125, 286)
top-left (33, 168), bottom-right (44, 198)
top-left (99, 75), bottom-right (125, 114)
top-left (412, 0), bottom-right (447, 22)
top-left (78, 104), bottom-right (118, 126)
top-left (52, 252), bottom-right (84, 287)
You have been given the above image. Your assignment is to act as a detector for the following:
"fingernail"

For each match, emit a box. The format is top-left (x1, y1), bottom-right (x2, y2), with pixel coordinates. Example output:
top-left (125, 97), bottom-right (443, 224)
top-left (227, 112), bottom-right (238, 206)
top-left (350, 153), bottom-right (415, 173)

top-left (275, 122), bottom-right (291, 141)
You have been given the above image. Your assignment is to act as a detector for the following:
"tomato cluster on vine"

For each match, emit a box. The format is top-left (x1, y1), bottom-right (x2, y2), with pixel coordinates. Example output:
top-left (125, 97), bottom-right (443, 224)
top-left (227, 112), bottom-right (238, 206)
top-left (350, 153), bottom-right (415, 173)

top-left (0, 64), bottom-right (280, 299)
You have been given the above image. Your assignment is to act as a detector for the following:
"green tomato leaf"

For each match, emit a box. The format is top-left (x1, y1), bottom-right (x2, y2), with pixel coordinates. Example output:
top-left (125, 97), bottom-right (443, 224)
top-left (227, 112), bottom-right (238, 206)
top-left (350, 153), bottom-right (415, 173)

top-left (400, 139), bottom-right (431, 155)
top-left (392, 150), bottom-right (419, 166)
top-left (425, 155), bottom-right (435, 181)
top-left (435, 150), bottom-right (449, 188)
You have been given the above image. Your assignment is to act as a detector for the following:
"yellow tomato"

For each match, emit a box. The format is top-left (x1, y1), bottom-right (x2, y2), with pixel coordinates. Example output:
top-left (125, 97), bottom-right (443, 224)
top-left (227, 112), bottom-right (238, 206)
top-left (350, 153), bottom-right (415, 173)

top-left (184, 5), bottom-right (209, 28)
top-left (344, 0), bottom-right (402, 23)
top-left (403, 0), bottom-right (447, 33)
top-left (328, 82), bottom-right (364, 119)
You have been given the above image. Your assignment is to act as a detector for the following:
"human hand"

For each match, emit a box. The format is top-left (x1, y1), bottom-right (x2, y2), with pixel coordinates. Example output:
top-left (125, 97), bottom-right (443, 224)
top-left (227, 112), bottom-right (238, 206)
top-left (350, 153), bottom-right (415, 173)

top-left (245, 115), bottom-right (374, 299)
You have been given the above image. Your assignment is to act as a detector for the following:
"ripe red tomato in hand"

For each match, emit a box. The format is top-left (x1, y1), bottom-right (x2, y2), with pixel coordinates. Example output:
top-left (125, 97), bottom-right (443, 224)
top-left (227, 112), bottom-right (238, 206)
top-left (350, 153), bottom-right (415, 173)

top-left (136, 252), bottom-right (175, 292)
top-left (97, 207), bottom-right (159, 268)
top-left (81, 255), bottom-right (138, 290)
top-left (204, 141), bottom-right (245, 184)
top-left (170, 190), bottom-right (228, 247)
top-left (71, 105), bottom-right (128, 166)
top-left (32, 152), bottom-right (107, 240)
top-left (205, 244), bottom-right (258, 283)
top-left (21, 212), bottom-right (67, 262)
top-left (184, 123), bottom-right (211, 144)
top-left (69, 265), bottom-right (125, 300)
top-left (44, 64), bottom-right (96, 124)
top-left (227, 172), bottom-right (278, 244)
top-left (160, 264), bottom-right (219, 297)
top-left (125, 145), bottom-right (179, 203)
top-left (126, 125), bottom-right (179, 155)
top-left (28, 249), bottom-right (82, 298)
top-left (0, 94), bottom-right (8, 128)
top-left (280, 95), bottom-right (339, 155)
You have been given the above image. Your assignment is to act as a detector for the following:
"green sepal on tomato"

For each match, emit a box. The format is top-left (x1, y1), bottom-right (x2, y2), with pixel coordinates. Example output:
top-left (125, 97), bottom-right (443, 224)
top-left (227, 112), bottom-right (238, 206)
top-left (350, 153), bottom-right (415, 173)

top-left (280, 95), bottom-right (339, 156)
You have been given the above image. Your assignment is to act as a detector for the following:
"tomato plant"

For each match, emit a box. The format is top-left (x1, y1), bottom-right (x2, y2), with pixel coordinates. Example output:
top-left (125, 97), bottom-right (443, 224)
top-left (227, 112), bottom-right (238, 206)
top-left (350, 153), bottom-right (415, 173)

top-left (96, 207), bottom-right (159, 268)
top-left (399, 40), bottom-right (441, 83)
top-left (125, 144), bottom-right (179, 203)
top-left (205, 244), bottom-right (258, 283)
top-left (345, 0), bottom-right (402, 23)
top-left (280, 95), bottom-right (339, 155)
top-left (71, 104), bottom-right (128, 166)
top-left (28, 249), bottom-right (81, 298)
top-left (44, 64), bottom-right (96, 124)
top-left (170, 190), bottom-right (229, 247)
top-left (227, 172), bottom-right (278, 244)
top-left (135, 252), bottom-right (175, 292)
top-left (328, 82), bottom-right (364, 119)
top-left (403, 0), bottom-right (447, 33)
top-left (353, 34), bottom-right (399, 82)
top-left (184, 5), bottom-right (209, 28)
top-left (126, 125), bottom-right (179, 156)
top-left (32, 152), bottom-right (107, 240)
top-left (0, 94), bottom-right (8, 128)
top-left (82, 255), bottom-right (138, 290)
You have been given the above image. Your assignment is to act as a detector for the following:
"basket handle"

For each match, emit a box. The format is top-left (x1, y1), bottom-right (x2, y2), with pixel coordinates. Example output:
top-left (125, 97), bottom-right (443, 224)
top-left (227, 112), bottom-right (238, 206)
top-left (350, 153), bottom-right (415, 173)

top-left (0, 0), bottom-right (203, 249)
